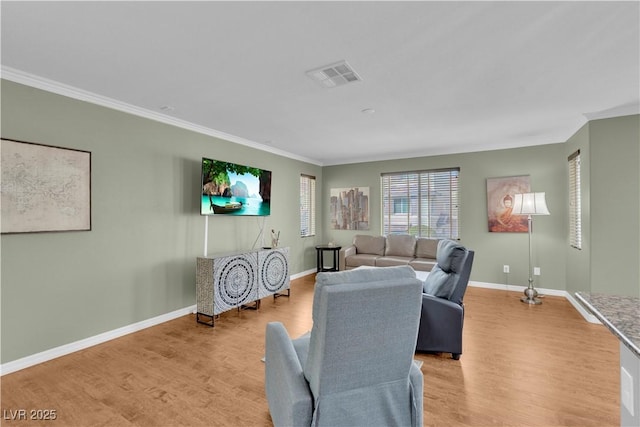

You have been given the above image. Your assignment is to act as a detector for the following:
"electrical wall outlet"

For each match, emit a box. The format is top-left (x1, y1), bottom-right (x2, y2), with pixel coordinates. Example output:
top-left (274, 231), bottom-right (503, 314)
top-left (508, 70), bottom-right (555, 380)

top-left (503, 265), bottom-right (510, 273)
top-left (534, 267), bottom-right (541, 276)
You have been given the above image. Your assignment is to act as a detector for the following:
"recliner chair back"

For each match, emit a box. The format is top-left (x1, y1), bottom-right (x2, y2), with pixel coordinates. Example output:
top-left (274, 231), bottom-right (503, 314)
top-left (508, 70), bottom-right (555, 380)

top-left (265, 265), bottom-right (425, 427)
top-left (417, 240), bottom-right (475, 359)
top-left (423, 239), bottom-right (474, 305)
top-left (305, 268), bottom-right (423, 425)
top-left (448, 249), bottom-right (475, 305)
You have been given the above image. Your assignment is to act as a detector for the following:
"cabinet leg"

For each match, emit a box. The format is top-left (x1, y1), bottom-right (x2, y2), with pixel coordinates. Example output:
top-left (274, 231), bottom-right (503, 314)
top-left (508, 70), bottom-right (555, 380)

top-left (196, 312), bottom-right (215, 327)
top-left (274, 289), bottom-right (291, 299)
top-left (240, 300), bottom-right (261, 311)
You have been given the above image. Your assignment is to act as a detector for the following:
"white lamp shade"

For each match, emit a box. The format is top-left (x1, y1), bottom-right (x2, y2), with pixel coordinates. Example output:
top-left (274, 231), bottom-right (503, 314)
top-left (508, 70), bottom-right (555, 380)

top-left (511, 192), bottom-right (550, 215)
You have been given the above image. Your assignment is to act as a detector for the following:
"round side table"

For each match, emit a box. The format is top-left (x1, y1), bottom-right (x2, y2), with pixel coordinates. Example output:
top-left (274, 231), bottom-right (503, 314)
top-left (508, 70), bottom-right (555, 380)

top-left (315, 245), bottom-right (342, 272)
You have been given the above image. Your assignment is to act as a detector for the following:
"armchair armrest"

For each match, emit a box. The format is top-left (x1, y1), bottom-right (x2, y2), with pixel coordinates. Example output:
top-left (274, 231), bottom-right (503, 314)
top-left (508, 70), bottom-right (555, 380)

top-left (421, 294), bottom-right (464, 332)
top-left (417, 294), bottom-right (465, 355)
top-left (339, 245), bottom-right (356, 271)
top-left (265, 322), bottom-right (313, 427)
top-left (421, 294), bottom-right (463, 318)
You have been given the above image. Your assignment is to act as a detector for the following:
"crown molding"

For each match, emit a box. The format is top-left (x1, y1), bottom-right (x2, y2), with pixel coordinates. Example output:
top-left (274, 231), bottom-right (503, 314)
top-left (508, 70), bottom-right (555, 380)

top-left (1, 66), bottom-right (323, 166)
top-left (582, 102), bottom-right (640, 122)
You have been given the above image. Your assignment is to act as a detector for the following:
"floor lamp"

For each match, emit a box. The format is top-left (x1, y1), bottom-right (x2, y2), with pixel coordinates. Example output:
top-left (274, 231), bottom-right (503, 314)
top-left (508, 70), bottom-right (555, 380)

top-left (511, 192), bottom-right (550, 305)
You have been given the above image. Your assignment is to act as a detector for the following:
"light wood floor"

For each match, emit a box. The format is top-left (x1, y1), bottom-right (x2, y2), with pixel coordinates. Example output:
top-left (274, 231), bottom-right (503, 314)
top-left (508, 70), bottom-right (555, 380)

top-left (1, 274), bottom-right (619, 427)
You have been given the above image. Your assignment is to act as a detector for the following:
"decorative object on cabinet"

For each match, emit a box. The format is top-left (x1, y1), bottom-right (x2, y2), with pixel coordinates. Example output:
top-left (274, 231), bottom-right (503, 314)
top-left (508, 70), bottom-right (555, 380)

top-left (196, 247), bottom-right (289, 326)
top-left (1, 138), bottom-right (91, 234)
top-left (270, 229), bottom-right (280, 248)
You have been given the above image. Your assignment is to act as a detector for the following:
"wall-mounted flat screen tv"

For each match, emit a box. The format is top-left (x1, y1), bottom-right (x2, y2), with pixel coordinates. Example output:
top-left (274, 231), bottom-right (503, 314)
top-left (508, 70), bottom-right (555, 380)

top-left (201, 157), bottom-right (271, 216)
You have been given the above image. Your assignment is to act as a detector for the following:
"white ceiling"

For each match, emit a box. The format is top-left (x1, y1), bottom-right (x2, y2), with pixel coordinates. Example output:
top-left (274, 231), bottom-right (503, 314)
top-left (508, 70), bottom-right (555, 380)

top-left (2, 1), bottom-right (639, 166)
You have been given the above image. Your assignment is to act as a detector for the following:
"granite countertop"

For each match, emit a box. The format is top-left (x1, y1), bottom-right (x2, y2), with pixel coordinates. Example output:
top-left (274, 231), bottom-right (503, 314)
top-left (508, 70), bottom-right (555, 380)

top-left (575, 292), bottom-right (640, 358)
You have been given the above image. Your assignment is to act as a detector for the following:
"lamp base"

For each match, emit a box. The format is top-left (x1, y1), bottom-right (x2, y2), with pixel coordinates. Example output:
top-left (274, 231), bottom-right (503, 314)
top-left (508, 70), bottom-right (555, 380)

top-left (521, 286), bottom-right (542, 305)
top-left (521, 295), bottom-right (542, 305)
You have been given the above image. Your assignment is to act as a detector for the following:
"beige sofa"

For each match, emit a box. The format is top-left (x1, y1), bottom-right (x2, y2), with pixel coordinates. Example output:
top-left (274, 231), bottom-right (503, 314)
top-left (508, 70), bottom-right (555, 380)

top-left (339, 234), bottom-right (440, 272)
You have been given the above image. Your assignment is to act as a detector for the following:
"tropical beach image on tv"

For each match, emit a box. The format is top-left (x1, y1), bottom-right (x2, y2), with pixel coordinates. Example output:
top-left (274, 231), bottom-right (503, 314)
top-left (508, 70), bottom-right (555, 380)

top-left (201, 157), bottom-right (272, 216)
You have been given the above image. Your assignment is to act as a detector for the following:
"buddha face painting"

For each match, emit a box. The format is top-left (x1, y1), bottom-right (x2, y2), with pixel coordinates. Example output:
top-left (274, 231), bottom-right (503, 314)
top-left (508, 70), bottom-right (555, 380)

top-left (486, 176), bottom-right (529, 232)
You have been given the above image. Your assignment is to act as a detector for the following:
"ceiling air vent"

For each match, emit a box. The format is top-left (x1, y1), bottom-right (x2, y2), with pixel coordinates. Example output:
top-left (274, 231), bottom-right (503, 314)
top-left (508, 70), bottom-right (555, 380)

top-left (306, 60), bottom-right (362, 88)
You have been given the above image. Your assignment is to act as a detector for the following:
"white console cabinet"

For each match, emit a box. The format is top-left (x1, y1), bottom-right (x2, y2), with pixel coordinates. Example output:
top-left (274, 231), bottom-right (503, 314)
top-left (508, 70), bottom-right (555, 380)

top-left (196, 247), bottom-right (290, 326)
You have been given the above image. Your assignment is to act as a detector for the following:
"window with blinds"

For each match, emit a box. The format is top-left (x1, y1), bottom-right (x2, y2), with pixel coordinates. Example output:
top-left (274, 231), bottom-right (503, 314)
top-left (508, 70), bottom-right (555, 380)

top-left (381, 168), bottom-right (460, 239)
top-left (568, 150), bottom-right (582, 249)
top-left (300, 174), bottom-right (316, 237)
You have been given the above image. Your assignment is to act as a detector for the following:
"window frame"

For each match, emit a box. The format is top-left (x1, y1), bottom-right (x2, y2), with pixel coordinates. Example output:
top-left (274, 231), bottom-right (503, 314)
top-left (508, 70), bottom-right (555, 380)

top-left (380, 167), bottom-right (460, 239)
top-left (568, 150), bottom-right (582, 249)
top-left (300, 174), bottom-right (316, 238)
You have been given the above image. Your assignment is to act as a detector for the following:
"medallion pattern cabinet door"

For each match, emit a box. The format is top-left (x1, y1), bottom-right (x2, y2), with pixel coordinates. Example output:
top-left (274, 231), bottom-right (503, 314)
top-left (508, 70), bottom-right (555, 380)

top-left (196, 247), bottom-right (290, 326)
top-left (258, 247), bottom-right (290, 298)
top-left (213, 251), bottom-right (258, 315)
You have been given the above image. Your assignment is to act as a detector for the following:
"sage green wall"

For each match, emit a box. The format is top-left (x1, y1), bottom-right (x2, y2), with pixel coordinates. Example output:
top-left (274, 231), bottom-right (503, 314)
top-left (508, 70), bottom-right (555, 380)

top-left (2, 77), bottom-right (637, 366)
top-left (0, 80), bottom-right (322, 364)
top-left (589, 115), bottom-right (640, 297)
top-left (565, 123), bottom-right (591, 295)
top-left (322, 144), bottom-right (567, 289)
top-left (324, 115), bottom-right (640, 299)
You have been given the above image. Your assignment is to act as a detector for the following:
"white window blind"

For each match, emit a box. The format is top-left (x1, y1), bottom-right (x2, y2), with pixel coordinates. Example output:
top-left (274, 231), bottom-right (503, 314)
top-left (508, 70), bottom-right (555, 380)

top-left (300, 174), bottom-right (316, 237)
top-left (568, 150), bottom-right (582, 249)
top-left (381, 168), bottom-right (459, 239)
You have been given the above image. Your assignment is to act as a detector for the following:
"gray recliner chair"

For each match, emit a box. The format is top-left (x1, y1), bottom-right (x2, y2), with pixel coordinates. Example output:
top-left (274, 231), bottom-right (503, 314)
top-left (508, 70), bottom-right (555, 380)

top-left (416, 239), bottom-right (474, 360)
top-left (265, 266), bottom-right (424, 427)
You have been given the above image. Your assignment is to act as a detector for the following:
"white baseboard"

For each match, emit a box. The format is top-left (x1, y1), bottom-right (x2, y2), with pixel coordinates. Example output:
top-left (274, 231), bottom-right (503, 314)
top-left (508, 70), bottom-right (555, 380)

top-left (565, 292), bottom-right (602, 324)
top-left (291, 268), bottom-right (316, 280)
top-left (1, 274), bottom-right (599, 376)
top-left (469, 281), bottom-right (601, 324)
top-left (1, 271), bottom-right (319, 376)
top-left (469, 280), bottom-right (566, 297)
top-left (0, 304), bottom-right (196, 376)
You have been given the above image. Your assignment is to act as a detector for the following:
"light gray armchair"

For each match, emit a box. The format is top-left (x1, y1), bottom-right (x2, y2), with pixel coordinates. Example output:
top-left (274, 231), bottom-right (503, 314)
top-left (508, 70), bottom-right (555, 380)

top-left (265, 266), bottom-right (424, 427)
top-left (416, 239), bottom-right (475, 360)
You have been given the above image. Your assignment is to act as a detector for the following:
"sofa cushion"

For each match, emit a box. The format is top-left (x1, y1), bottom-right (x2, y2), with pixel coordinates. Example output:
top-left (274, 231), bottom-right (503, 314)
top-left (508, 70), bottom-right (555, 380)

top-left (385, 234), bottom-right (417, 257)
top-left (375, 256), bottom-right (412, 267)
top-left (353, 235), bottom-right (385, 256)
top-left (344, 254), bottom-right (380, 268)
top-left (415, 237), bottom-right (439, 259)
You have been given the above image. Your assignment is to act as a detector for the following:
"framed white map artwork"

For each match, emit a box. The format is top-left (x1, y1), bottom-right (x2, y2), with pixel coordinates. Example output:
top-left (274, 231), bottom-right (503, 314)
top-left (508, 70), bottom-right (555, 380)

top-left (1, 139), bottom-right (91, 233)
